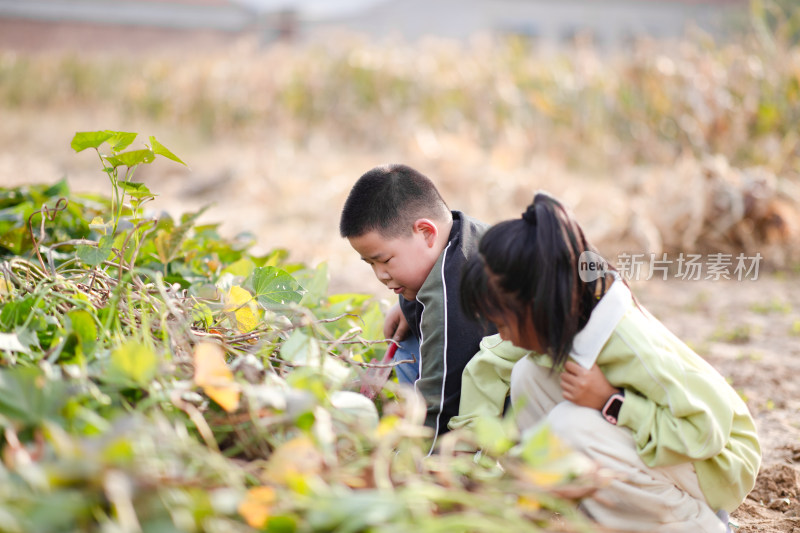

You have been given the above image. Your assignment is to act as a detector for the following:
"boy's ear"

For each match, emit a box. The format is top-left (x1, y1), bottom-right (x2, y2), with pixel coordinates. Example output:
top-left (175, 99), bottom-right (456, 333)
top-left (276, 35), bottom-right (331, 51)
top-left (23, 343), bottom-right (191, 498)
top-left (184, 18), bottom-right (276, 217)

top-left (412, 219), bottom-right (438, 247)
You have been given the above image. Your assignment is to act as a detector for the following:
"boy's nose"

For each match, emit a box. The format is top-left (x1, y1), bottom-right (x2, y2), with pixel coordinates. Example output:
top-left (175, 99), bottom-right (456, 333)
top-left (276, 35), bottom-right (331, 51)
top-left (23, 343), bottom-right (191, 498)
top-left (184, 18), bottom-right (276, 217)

top-left (374, 265), bottom-right (391, 281)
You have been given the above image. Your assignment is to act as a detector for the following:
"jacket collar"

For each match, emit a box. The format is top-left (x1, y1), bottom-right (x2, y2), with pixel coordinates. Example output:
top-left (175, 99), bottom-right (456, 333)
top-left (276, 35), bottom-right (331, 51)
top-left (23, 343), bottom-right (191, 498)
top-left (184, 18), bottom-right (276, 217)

top-left (570, 275), bottom-right (633, 369)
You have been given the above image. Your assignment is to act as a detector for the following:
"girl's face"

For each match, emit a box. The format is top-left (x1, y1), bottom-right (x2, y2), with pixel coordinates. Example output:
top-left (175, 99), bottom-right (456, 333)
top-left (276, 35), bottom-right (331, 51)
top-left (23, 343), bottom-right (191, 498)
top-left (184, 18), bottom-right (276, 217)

top-left (490, 307), bottom-right (545, 353)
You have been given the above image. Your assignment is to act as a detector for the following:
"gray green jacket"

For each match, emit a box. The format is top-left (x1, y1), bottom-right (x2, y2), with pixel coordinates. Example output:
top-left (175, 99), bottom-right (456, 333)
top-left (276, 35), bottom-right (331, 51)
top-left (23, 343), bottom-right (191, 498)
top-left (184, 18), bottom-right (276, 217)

top-left (450, 282), bottom-right (760, 512)
top-left (399, 211), bottom-right (493, 448)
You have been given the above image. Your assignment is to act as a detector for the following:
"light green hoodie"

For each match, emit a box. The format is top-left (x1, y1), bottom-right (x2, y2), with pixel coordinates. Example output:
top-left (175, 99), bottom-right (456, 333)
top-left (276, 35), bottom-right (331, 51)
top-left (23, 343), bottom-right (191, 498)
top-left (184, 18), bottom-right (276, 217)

top-left (450, 285), bottom-right (760, 513)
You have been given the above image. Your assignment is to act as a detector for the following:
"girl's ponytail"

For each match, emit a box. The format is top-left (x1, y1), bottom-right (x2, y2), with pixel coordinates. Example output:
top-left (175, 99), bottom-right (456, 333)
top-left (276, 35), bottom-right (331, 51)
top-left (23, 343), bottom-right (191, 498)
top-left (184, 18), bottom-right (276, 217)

top-left (526, 193), bottom-right (583, 367)
top-left (521, 204), bottom-right (538, 226)
top-left (461, 191), bottom-right (605, 369)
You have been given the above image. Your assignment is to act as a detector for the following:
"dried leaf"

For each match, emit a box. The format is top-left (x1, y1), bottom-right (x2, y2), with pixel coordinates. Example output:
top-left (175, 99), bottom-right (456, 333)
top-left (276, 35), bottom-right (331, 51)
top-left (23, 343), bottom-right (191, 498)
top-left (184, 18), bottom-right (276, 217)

top-left (193, 342), bottom-right (239, 412)
top-left (238, 486), bottom-right (276, 529)
top-left (263, 437), bottom-right (323, 484)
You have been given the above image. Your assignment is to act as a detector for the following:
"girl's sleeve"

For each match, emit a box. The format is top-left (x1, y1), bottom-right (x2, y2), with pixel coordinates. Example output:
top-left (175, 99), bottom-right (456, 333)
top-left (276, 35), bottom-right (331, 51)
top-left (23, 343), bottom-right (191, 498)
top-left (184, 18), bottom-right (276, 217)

top-left (607, 314), bottom-right (758, 469)
top-left (598, 309), bottom-right (760, 511)
top-left (616, 375), bottom-right (733, 466)
top-left (448, 335), bottom-right (529, 432)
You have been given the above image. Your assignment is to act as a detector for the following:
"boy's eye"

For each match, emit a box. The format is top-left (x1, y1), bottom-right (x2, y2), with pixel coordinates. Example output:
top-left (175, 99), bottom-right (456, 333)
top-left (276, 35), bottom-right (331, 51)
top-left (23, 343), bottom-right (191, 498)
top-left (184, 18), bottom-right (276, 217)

top-left (382, 257), bottom-right (392, 264)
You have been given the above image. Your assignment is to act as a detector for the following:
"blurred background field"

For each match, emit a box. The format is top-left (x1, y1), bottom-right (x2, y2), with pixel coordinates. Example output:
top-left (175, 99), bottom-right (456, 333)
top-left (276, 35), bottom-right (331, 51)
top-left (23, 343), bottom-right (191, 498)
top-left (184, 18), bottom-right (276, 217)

top-left (1, 0), bottom-right (800, 531)
top-left (1, 0), bottom-right (799, 294)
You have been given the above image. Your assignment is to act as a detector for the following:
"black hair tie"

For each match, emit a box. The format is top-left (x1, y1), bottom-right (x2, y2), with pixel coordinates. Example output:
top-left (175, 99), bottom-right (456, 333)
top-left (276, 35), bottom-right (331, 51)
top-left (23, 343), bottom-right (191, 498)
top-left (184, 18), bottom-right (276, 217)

top-left (522, 205), bottom-right (537, 226)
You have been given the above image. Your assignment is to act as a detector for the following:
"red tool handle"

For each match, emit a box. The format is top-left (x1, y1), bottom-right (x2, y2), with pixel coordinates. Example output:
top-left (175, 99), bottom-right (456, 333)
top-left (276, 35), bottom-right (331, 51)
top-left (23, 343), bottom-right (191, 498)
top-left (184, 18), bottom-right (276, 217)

top-left (382, 341), bottom-right (398, 362)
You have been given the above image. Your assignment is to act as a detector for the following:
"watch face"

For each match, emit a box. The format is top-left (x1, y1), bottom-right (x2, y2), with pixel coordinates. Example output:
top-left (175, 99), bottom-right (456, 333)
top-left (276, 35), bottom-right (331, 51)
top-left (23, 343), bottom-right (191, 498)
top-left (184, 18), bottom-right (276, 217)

top-left (606, 397), bottom-right (623, 418)
top-left (602, 393), bottom-right (624, 425)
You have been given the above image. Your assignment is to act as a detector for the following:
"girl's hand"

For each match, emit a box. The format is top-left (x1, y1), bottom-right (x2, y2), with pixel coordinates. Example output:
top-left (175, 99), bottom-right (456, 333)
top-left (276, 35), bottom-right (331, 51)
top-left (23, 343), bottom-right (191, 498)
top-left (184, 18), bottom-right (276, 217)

top-left (560, 362), bottom-right (619, 410)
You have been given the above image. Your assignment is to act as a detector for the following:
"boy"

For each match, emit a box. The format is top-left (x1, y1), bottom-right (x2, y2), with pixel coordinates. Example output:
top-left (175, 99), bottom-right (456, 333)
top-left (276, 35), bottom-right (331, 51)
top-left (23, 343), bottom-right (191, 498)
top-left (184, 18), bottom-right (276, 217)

top-left (339, 164), bottom-right (493, 450)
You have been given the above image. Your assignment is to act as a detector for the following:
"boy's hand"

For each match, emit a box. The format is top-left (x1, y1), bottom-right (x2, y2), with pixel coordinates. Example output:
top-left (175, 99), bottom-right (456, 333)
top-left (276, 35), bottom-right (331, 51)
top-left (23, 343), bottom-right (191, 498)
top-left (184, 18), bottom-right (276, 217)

top-left (560, 362), bottom-right (618, 411)
top-left (383, 304), bottom-right (410, 342)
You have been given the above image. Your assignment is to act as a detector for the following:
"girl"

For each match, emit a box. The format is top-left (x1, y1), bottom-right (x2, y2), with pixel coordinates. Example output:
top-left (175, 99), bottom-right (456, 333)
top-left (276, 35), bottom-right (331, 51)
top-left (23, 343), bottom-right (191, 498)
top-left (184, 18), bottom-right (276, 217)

top-left (460, 192), bottom-right (760, 532)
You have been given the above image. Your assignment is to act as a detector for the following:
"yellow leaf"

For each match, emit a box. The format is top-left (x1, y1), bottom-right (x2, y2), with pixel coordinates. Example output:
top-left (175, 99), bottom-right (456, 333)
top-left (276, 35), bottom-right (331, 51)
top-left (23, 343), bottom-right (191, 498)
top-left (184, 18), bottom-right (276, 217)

top-left (517, 494), bottom-right (541, 511)
top-left (206, 385), bottom-right (240, 413)
top-left (516, 422), bottom-right (595, 487)
top-left (238, 486), bottom-right (276, 529)
top-left (89, 216), bottom-right (110, 235)
top-left (193, 342), bottom-right (240, 412)
top-left (376, 415), bottom-right (400, 437)
top-left (0, 277), bottom-right (10, 297)
top-left (520, 465), bottom-right (567, 487)
top-left (263, 437), bottom-right (322, 485)
top-left (154, 230), bottom-right (171, 264)
top-left (224, 285), bottom-right (259, 333)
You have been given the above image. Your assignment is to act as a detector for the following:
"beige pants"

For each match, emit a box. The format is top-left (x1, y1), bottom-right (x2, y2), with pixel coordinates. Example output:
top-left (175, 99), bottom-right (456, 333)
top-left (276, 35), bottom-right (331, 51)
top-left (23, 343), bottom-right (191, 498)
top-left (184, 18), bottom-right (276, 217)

top-left (510, 357), bottom-right (726, 533)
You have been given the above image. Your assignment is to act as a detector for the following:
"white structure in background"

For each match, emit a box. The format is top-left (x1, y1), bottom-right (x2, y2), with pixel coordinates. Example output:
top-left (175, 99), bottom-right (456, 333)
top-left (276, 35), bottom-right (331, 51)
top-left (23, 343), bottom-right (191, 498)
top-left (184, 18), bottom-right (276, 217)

top-left (308, 0), bottom-right (749, 46)
top-left (0, 0), bottom-right (749, 47)
top-left (0, 0), bottom-right (253, 31)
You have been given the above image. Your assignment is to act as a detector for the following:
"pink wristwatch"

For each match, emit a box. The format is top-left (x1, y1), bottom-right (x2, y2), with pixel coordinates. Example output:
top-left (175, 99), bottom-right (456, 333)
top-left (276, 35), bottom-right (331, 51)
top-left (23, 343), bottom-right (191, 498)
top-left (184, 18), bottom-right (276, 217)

top-left (601, 390), bottom-right (625, 425)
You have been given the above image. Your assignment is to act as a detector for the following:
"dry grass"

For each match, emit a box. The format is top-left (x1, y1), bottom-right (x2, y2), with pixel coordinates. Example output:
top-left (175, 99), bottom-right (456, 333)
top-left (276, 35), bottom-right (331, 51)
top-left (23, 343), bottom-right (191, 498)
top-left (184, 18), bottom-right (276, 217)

top-left (1, 24), bottom-right (799, 294)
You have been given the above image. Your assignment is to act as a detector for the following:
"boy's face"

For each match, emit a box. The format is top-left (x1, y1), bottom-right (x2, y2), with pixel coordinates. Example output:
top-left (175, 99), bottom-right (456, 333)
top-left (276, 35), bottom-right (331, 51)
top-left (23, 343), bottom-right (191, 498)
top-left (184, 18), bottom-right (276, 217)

top-left (348, 222), bottom-right (439, 302)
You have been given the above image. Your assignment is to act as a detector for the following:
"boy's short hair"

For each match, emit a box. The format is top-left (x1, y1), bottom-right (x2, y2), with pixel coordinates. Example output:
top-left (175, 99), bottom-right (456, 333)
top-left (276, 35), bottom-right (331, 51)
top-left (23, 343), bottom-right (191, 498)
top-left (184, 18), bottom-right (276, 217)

top-left (339, 164), bottom-right (451, 238)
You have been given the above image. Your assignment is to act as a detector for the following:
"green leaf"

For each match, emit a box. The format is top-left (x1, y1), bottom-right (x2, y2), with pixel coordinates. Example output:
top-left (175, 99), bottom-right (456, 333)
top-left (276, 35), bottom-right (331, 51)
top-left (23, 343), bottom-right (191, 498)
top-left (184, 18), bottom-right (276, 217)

top-left (295, 411), bottom-right (316, 432)
top-left (307, 492), bottom-right (405, 532)
top-left (149, 136), bottom-right (187, 166)
top-left (250, 266), bottom-right (304, 309)
top-left (76, 234), bottom-right (113, 267)
top-left (472, 416), bottom-right (516, 456)
top-left (0, 367), bottom-right (67, 428)
top-left (191, 302), bottom-right (213, 327)
top-left (222, 257), bottom-right (255, 278)
top-left (0, 296), bottom-right (35, 330)
top-left (48, 332), bottom-right (80, 364)
top-left (104, 149), bottom-right (155, 168)
top-left (260, 248), bottom-right (290, 267)
top-left (23, 490), bottom-right (94, 532)
top-left (107, 131), bottom-right (137, 152)
top-left (298, 262), bottom-right (328, 307)
top-left (102, 437), bottom-right (135, 463)
top-left (67, 309), bottom-right (97, 356)
top-left (119, 181), bottom-right (154, 200)
top-left (511, 421), bottom-right (596, 486)
top-left (42, 179), bottom-right (70, 199)
top-left (324, 293), bottom-right (374, 319)
top-left (70, 131), bottom-right (113, 152)
top-left (265, 515), bottom-right (299, 533)
top-left (515, 422), bottom-right (560, 468)
top-left (154, 206), bottom-right (206, 264)
top-left (106, 341), bottom-right (158, 388)
top-left (359, 301), bottom-right (384, 341)
top-left (280, 330), bottom-right (319, 364)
